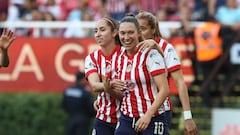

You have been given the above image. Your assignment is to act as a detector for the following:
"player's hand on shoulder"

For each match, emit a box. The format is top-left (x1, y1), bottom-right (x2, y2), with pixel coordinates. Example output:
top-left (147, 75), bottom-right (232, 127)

top-left (137, 39), bottom-right (158, 51)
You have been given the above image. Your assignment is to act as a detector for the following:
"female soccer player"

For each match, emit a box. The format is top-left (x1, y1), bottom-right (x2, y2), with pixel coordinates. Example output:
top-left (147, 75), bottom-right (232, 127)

top-left (115, 14), bottom-right (169, 135)
top-left (136, 11), bottom-right (197, 135)
top-left (85, 17), bottom-right (125, 135)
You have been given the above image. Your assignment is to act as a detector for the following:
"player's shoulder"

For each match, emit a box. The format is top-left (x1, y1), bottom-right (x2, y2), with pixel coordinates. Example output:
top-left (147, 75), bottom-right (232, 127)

top-left (159, 39), bottom-right (176, 53)
top-left (86, 49), bottom-right (101, 58)
top-left (147, 48), bottom-right (162, 58)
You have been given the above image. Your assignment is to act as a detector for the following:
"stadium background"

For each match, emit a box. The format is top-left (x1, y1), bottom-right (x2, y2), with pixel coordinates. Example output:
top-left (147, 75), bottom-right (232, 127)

top-left (0, 27), bottom-right (239, 135)
top-left (1, 0), bottom-right (240, 134)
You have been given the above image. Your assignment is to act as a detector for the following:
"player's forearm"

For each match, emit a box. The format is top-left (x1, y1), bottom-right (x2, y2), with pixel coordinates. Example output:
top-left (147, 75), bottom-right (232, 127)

top-left (173, 70), bottom-right (193, 120)
top-left (0, 49), bottom-right (9, 67)
top-left (87, 73), bottom-right (106, 93)
top-left (90, 82), bottom-right (105, 93)
top-left (145, 86), bottom-right (169, 117)
top-left (177, 81), bottom-right (194, 120)
top-left (172, 70), bottom-right (192, 111)
top-left (178, 84), bottom-right (191, 111)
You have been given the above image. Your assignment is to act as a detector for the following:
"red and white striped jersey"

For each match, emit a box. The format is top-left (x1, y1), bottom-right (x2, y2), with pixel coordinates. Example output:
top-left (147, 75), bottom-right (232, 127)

top-left (85, 45), bottom-right (124, 123)
top-left (116, 47), bottom-right (166, 118)
top-left (156, 38), bottom-right (181, 111)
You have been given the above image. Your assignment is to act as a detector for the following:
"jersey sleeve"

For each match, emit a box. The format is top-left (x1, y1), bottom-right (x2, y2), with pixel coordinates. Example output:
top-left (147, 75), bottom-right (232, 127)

top-left (84, 54), bottom-right (98, 78)
top-left (163, 43), bottom-right (181, 72)
top-left (147, 49), bottom-right (166, 76)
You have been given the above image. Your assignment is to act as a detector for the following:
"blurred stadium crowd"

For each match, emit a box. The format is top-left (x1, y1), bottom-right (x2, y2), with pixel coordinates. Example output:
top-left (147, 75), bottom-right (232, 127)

top-left (0, 0), bottom-right (239, 38)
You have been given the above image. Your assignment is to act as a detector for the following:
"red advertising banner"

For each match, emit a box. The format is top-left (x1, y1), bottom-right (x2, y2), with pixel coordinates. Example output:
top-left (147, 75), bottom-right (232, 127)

top-left (0, 37), bottom-right (195, 94)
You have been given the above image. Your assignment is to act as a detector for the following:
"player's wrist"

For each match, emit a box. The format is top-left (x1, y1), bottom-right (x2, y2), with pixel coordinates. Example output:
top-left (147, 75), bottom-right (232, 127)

top-left (1, 48), bottom-right (8, 52)
top-left (183, 110), bottom-right (192, 120)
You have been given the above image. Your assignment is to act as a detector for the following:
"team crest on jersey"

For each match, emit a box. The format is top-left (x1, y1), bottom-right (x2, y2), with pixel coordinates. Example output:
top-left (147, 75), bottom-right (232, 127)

top-left (126, 64), bottom-right (132, 72)
top-left (123, 80), bottom-right (135, 95)
top-left (106, 64), bottom-right (112, 73)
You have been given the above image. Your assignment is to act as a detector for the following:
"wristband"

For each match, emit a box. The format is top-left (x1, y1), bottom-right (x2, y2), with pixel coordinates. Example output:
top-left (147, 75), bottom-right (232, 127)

top-left (183, 110), bottom-right (192, 120)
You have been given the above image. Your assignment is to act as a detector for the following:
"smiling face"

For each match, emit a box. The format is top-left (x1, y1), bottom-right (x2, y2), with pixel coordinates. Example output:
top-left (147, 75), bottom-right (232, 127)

top-left (119, 22), bottom-right (140, 54)
top-left (136, 11), bottom-right (163, 39)
top-left (138, 18), bottom-right (155, 40)
top-left (94, 19), bottom-right (116, 47)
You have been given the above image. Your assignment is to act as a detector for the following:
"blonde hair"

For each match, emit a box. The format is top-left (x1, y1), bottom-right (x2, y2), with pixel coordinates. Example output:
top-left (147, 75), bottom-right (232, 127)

top-left (136, 11), bottom-right (163, 38)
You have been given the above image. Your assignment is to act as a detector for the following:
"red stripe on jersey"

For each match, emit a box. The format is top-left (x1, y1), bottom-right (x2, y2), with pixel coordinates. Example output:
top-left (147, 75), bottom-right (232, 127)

top-left (90, 52), bottom-right (97, 65)
top-left (142, 50), bottom-right (154, 115)
top-left (102, 94), bottom-right (108, 122)
top-left (85, 69), bottom-right (98, 78)
top-left (134, 51), bottom-right (145, 117)
top-left (155, 37), bottom-right (160, 43)
top-left (155, 37), bottom-right (168, 52)
top-left (97, 50), bottom-right (102, 79)
top-left (151, 69), bottom-right (166, 76)
top-left (168, 64), bottom-right (181, 72)
top-left (182, 66), bottom-right (194, 74)
top-left (117, 53), bottom-right (124, 80)
top-left (162, 40), bottom-right (168, 52)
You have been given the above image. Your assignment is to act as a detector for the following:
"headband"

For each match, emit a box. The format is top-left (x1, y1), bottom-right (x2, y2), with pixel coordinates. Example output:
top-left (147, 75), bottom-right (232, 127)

top-left (101, 17), bottom-right (115, 29)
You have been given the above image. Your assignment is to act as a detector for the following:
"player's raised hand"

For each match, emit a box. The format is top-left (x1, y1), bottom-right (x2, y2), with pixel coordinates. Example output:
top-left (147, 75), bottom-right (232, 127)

top-left (0, 28), bottom-right (15, 50)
